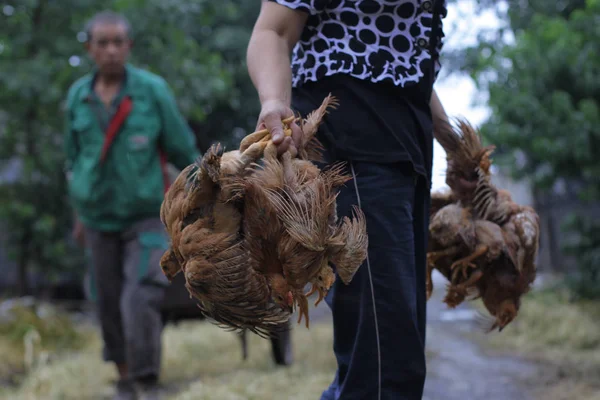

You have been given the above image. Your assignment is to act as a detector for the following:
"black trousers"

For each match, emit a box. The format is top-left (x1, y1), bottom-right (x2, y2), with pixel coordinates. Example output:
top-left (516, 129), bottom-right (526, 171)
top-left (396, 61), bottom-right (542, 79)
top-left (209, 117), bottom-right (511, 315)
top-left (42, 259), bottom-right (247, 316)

top-left (319, 155), bottom-right (430, 400)
top-left (292, 73), bottom-right (434, 400)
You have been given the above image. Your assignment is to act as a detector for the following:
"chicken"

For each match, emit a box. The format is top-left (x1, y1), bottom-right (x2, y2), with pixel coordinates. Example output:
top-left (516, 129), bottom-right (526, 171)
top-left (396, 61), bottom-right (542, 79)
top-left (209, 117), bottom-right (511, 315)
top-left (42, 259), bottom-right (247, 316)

top-left (237, 141), bottom-right (296, 314)
top-left (434, 118), bottom-right (496, 205)
top-left (472, 204), bottom-right (539, 331)
top-left (427, 118), bottom-right (540, 331)
top-left (305, 265), bottom-right (336, 306)
top-left (241, 97), bottom-right (365, 328)
top-left (265, 167), bottom-right (341, 328)
top-left (426, 202), bottom-right (476, 301)
top-left (165, 142), bottom-right (290, 338)
top-left (159, 247), bottom-right (181, 282)
top-left (159, 94), bottom-right (368, 336)
top-left (159, 163), bottom-right (198, 275)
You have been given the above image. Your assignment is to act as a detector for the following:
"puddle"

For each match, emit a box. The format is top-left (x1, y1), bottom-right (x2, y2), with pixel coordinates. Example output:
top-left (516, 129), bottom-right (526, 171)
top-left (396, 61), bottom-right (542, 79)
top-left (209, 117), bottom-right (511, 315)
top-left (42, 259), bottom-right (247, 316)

top-left (438, 308), bottom-right (479, 322)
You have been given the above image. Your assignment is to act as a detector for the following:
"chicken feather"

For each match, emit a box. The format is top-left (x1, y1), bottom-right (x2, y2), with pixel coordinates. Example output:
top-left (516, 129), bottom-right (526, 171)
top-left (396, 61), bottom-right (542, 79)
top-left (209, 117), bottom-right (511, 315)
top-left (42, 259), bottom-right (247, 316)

top-left (428, 117), bottom-right (540, 331)
top-left (159, 94), bottom-right (368, 335)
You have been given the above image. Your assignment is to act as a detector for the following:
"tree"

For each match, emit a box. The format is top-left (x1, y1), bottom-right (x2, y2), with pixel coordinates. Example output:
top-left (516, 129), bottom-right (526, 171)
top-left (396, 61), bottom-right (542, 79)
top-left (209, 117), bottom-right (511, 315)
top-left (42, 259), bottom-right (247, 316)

top-left (0, 0), bottom-right (260, 295)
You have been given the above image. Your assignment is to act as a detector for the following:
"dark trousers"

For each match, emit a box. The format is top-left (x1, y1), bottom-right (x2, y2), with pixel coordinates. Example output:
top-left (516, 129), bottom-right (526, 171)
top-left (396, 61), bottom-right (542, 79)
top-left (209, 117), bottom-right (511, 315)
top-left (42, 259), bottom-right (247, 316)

top-left (84, 218), bottom-right (170, 381)
top-left (320, 158), bottom-right (430, 400)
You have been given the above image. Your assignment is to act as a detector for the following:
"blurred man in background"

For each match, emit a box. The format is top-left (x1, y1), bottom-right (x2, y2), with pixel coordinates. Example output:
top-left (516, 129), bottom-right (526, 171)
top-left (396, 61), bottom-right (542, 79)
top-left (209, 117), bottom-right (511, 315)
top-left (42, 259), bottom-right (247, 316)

top-left (63, 10), bottom-right (199, 400)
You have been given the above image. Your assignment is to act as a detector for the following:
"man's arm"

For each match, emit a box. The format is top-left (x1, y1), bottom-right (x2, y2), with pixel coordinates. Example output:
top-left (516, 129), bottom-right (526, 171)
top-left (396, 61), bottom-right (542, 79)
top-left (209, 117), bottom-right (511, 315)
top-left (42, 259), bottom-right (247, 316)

top-left (63, 91), bottom-right (85, 245)
top-left (246, 1), bottom-right (309, 154)
top-left (154, 80), bottom-right (200, 170)
top-left (63, 91), bottom-right (78, 180)
top-left (430, 88), bottom-right (478, 191)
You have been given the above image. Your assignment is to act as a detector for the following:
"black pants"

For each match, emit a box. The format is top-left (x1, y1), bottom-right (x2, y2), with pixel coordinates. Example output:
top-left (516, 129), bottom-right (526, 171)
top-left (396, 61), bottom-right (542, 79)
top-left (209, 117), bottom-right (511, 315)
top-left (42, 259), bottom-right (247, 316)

top-left (320, 156), bottom-right (430, 400)
top-left (292, 74), bottom-right (434, 400)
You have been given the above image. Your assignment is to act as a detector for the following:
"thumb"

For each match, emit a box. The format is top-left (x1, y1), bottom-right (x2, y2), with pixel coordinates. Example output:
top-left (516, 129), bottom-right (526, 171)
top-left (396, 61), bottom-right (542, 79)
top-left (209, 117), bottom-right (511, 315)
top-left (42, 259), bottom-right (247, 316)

top-left (263, 113), bottom-right (285, 144)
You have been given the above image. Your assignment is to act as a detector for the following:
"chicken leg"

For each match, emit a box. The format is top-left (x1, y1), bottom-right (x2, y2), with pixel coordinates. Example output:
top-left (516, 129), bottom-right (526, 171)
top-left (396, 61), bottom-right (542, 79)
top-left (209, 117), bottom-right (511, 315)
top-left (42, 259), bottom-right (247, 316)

top-left (239, 116), bottom-right (297, 153)
top-left (427, 245), bottom-right (461, 266)
top-left (444, 269), bottom-right (483, 308)
top-left (305, 283), bottom-right (327, 306)
top-left (294, 290), bottom-right (310, 329)
top-left (450, 244), bottom-right (488, 283)
top-left (219, 140), bottom-right (272, 201)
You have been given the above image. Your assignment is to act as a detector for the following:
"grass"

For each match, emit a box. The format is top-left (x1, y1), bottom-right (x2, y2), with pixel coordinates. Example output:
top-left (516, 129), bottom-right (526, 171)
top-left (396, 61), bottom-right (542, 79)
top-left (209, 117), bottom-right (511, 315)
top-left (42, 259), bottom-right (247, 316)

top-left (0, 318), bottom-right (337, 400)
top-left (475, 287), bottom-right (600, 400)
top-left (0, 302), bottom-right (90, 387)
top-left (169, 322), bottom-right (336, 400)
top-left (6, 286), bottom-right (599, 399)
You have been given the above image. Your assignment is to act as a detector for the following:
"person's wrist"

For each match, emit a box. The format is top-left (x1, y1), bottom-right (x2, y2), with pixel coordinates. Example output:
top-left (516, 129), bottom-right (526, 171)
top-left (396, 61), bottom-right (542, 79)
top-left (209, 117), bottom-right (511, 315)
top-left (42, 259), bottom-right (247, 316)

top-left (259, 92), bottom-right (290, 108)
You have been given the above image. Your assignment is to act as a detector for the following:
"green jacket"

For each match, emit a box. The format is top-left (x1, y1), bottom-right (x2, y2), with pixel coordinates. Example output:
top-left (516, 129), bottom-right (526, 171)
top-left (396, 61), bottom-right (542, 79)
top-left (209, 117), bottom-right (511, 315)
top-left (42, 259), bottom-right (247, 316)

top-left (64, 64), bottom-right (200, 232)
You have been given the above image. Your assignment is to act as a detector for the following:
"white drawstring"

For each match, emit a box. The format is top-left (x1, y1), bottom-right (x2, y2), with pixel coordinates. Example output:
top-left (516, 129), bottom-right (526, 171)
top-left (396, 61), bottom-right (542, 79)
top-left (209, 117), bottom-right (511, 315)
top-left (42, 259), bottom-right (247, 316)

top-left (350, 162), bottom-right (382, 400)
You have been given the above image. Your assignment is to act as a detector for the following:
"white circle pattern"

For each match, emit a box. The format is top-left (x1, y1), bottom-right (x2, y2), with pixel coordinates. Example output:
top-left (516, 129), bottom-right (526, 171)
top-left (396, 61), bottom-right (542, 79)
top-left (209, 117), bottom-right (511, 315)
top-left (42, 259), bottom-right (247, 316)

top-left (269, 0), bottom-right (447, 88)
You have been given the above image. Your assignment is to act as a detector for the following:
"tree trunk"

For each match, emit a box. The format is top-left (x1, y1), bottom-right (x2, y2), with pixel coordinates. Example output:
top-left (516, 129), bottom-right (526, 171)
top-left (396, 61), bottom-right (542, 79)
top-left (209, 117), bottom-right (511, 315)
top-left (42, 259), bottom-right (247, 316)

top-left (17, 229), bottom-right (31, 296)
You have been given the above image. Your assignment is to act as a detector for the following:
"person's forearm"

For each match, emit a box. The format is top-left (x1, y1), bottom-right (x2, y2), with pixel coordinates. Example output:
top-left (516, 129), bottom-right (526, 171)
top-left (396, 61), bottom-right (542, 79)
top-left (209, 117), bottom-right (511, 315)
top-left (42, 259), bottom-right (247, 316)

top-left (247, 29), bottom-right (294, 106)
top-left (430, 89), bottom-right (449, 141)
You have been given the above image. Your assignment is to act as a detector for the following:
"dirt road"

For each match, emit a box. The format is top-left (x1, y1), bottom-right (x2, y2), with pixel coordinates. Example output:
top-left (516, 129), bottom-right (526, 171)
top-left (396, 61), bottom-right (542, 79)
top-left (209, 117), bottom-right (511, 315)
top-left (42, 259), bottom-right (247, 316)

top-left (423, 271), bottom-right (539, 400)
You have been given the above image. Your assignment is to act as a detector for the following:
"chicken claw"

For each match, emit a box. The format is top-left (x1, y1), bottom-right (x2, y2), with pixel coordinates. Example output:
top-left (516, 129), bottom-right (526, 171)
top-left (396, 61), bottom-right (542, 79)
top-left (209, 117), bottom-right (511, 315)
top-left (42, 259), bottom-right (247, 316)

top-left (305, 284), bottom-right (327, 307)
top-left (239, 116), bottom-right (299, 152)
top-left (449, 244), bottom-right (487, 283)
top-left (427, 245), bottom-right (460, 266)
top-left (239, 130), bottom-right (270, 153)
top-left (314, 287), bottom-right (327, 306)
top-left (444, 269), bottom-right (483, 308)
top-left (294, 291), bottom-right (310, 329)
top-left (305, 283), bottom-right (317, 298)
top-left (450, 260), bottom-right (476, 283)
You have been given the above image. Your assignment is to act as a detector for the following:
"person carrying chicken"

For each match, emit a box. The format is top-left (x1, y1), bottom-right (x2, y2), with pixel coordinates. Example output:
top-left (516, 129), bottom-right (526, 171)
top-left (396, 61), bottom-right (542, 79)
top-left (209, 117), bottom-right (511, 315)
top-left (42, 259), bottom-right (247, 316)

top-left (63, 11), bottom-right (199, 400)
top-left (247, 1), bottom-right (463, 399)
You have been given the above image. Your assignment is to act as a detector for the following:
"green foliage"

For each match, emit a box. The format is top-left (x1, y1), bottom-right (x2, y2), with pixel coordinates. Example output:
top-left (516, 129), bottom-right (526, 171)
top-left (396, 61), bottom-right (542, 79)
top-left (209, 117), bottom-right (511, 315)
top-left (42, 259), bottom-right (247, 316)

top-left (0, 301), bottom-right (89, 385)
top-left (455, 0), bottom-right (600, 297)
top-left (0, 0), bottom-right (260, 294)
top-left (562, 215), bottom-right (600, 299)
top-left (0, 303), bottom-right (85, 351)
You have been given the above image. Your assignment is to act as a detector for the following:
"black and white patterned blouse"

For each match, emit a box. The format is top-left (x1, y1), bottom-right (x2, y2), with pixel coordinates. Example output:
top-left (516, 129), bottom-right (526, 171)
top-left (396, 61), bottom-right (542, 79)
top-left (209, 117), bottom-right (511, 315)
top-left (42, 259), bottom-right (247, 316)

top-left (269, 0), bottom-right (447, 88)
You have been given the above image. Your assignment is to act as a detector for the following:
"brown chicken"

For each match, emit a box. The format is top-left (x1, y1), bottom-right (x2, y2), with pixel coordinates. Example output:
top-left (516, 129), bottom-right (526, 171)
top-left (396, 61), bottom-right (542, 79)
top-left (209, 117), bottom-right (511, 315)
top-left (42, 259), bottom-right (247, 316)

top-left (159, 141), bottom-right (292, 338)
top-left (265, 161), bottom-right (364, 328)
top-left (159, 163), bottom-right (197, 276)
top-left (159, 94), bottom-right (368, 336)
top-left (427, 118), bottom-right (540, 331)
top-left (238, 95), bottom-right (367, 328)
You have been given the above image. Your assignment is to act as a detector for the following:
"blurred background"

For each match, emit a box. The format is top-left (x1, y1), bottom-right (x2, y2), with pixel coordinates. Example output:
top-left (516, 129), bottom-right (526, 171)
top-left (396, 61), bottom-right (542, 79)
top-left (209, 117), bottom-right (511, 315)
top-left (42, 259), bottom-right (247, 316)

top-left (0, 0), bottom-right (598, 399)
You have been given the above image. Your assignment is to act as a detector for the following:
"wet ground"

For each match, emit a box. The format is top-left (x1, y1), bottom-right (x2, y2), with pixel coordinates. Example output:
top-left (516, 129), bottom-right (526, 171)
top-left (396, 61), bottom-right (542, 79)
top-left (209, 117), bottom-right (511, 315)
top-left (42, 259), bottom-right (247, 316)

top-left (423, 271), bottom-right (539, 400)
